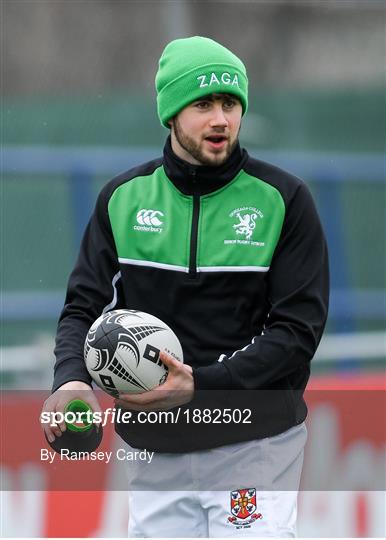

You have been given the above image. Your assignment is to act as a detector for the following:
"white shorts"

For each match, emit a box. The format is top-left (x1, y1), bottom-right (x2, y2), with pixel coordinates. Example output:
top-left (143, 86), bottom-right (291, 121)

top-left (127, 422), bottom-right (307, 538)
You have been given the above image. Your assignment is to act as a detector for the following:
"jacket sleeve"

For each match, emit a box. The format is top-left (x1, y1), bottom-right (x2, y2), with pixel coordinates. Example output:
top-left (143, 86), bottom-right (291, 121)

top-left (193, 182), bottom-right (329, 390)
top-left (52, 187), bottom-right (123, 392)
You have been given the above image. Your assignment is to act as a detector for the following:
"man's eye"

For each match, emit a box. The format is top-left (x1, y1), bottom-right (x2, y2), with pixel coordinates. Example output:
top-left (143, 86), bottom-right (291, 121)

top-left (195, 101), bottom-right (210, 109)
top-left (224, 100), bottom-right (236, 109)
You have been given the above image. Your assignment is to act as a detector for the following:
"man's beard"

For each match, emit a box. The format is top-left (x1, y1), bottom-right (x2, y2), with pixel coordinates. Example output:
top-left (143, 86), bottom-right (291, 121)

top-left (172, 118), bottom-right (238, 166)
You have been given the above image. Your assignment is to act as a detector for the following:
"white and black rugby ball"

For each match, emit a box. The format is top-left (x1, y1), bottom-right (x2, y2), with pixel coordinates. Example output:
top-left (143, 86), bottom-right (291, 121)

top-left (84, 309), bottom-right (183, 396)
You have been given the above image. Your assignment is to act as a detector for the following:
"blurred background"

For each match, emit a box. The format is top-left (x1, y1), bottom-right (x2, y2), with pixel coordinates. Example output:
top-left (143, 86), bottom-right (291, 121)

top-left (1, 0), bottom-right (385, 537)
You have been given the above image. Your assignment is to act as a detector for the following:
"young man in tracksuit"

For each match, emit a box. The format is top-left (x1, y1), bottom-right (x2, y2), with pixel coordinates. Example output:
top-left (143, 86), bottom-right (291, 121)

top-left (43, 37), bottom-right (329, 537)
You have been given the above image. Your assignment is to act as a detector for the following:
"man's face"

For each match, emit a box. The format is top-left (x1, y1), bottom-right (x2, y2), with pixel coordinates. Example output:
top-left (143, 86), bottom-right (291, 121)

top-left (170, 93), bottom-right (242, 166)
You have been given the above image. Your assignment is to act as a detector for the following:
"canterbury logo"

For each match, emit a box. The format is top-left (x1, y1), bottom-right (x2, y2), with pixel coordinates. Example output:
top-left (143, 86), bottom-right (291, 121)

top-left (136, 209), bottom-right (164, 227)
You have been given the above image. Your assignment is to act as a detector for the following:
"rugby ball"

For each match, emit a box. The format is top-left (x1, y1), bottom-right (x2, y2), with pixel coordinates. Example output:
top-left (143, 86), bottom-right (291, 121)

top-left (84, 309), bottom-right (183, 396)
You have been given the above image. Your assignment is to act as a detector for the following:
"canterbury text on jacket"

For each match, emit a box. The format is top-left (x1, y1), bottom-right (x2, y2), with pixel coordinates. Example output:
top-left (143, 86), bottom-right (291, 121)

top-left (53, 138), bottom-right (329, 452)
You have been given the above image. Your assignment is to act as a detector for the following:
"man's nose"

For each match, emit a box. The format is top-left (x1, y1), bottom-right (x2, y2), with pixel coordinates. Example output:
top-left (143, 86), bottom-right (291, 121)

top-left (209, 104), bottom-right (228, 127)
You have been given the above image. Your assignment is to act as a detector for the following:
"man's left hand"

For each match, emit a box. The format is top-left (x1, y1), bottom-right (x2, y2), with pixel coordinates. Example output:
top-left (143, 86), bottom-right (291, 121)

top-left (115, 351), bottom-right (194, 411)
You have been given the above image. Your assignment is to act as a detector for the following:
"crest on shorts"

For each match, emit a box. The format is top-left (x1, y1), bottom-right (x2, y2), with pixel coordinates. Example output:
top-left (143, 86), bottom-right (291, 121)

top-left (227, 488), bottom-right (262, 528)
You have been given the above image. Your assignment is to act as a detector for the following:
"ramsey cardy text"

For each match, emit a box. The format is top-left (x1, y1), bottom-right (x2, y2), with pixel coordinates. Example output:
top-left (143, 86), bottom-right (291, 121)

top-left (41, 448), bottom-right (154, 464)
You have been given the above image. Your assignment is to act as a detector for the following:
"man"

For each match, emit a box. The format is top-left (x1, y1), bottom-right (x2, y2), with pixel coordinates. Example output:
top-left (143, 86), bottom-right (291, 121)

top-left (42, 36), bottom-right (329, 537)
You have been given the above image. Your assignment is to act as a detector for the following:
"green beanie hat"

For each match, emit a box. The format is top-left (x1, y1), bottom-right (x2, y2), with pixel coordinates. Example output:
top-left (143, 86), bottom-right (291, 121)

top-left (156, 36), bottom-right (248, 128)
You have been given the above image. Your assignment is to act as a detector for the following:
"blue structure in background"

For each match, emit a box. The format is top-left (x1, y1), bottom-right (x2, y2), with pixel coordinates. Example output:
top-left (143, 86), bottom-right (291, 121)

top-left (317, 173), bottom-right (357, 371)
top-left (316, 174), bottom-right (359, 328)
top-left (69, 167), bottom-right (94, 252)
top-left (2, 147), bottom-right (385, 338)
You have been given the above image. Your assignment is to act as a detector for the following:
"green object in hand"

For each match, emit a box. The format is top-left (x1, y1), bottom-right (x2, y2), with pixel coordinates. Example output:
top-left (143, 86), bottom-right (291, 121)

top-left (64, 399), bottom-right (93, 432)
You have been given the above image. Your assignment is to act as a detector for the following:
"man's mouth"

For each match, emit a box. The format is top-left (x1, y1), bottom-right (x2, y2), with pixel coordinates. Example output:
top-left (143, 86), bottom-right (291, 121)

top-left (204, 135), bottom-right (228, 149)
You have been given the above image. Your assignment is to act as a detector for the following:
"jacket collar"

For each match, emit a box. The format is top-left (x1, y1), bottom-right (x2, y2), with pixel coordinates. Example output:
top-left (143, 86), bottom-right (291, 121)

top-left (163, 135), bottom-right (248, 196)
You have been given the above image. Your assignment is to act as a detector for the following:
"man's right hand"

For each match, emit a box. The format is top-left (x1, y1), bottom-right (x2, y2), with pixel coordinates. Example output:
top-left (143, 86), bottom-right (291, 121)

top-left (41, 381), bottom-right (101, 443)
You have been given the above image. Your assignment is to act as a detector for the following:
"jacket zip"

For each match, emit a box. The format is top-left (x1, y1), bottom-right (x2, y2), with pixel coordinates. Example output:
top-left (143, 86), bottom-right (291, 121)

top-left (188, 169), bottom-right (200, 279)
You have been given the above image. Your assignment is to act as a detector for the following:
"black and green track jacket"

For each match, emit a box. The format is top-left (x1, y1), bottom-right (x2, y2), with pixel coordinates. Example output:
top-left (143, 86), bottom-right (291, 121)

top-left (53, 137), bottom-right (329, 452)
